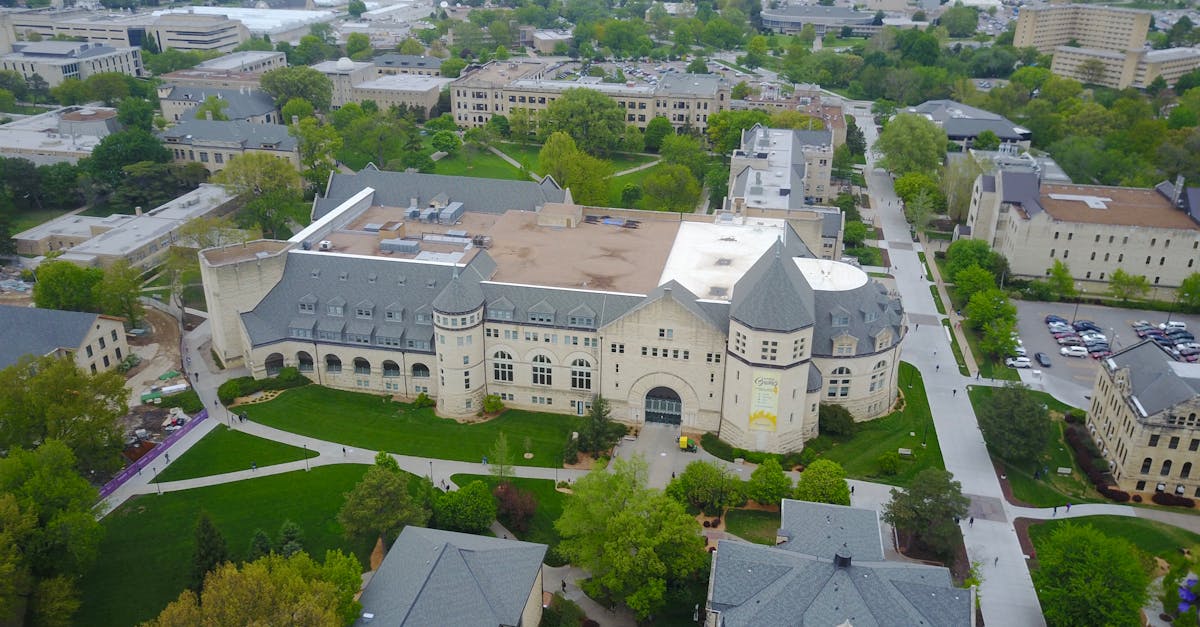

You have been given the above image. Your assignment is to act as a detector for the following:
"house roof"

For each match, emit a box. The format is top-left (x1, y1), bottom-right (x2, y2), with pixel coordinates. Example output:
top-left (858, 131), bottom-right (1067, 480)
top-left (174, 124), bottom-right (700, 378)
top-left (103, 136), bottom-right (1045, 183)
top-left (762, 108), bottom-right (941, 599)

top-left (159, 120), bottom-right (297, 151)
top-left (160, 85), bottom-right (277, 121)
top-left (779, 499), bottom-right (884, 561)
top-left (0, 305), bottom-right (104, 369)
top-left (373, 53), bottom-right (444, 70)
top-left (906, 99), bottom-right (1029, 141)
top-left (315, 168), bottom-right (565, 221)
top-left (999, 170), bottom-right (1044, 217)
top-left (708, 540), bottom-right (972, 627)
top-left (810, 278), bottom-right (904, 358)
top-left (1106, 340), bottom-right (1200, 419)
top-left (354, 526), bottom-right (546, 627)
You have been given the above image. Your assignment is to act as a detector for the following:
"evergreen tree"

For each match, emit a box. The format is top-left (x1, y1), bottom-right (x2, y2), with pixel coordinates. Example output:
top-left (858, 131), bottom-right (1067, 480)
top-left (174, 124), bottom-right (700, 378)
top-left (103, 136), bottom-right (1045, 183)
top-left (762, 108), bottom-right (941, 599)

top-left (191, 512), bottom-right (230, 590)
top-left (245, 529), bottom-right (273, 562)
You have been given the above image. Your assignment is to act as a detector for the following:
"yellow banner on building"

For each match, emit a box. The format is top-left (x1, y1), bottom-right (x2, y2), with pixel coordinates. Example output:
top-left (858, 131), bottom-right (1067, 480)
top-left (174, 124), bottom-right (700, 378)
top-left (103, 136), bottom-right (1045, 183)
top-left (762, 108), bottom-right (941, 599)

top-left (749, 371), bottom-right (779, 432)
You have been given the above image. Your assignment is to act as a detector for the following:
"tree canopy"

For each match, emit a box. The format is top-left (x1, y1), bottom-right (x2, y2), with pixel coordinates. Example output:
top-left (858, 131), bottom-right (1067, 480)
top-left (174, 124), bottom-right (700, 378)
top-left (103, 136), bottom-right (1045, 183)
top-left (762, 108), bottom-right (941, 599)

top-left (433, 480), bottom-right (497, 534)
top-left (260, 66), bottom-right (333, 112)
top-left (876, 113), bottom-right (948, 176)
top-left (540, 88), bottom-right (628, 156)
top-left (1034, 523), bottom-right (1149, 627)
top-left (793, 459), bottom-right (851, 505)
top-left (555, 456), bottom-right (707, 620)
top-left (747, 458), bottom-right (792, 506)
top-left (977, 383), bottom-right (1050, 464)
top-left (666, 460), bottom-right (742, 514)
top-left (337, 454), bottom-right (430, 543)
top-left (883, 469), bottom-right (969, 559)
top-left (213, 153), bottom-right (303, 197)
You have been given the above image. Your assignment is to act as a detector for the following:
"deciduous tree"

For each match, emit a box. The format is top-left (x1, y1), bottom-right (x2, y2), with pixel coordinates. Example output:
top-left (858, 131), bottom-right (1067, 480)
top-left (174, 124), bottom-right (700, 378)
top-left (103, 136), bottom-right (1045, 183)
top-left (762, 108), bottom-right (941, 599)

top-left (86, 129), bottom-right (172, 188)
top-left (1046, 260), bottom-right (1076, 302)
top-left (1108, 268), bottom-right (1150, 302)
top-left (97, 259), bottom-right (145, 328)
top-left (1180, 273), bottom-right (1200, 311)
top-left (214, 152), bottom-right (302, 197)
top-left (290, 117), bottom-right (342, 189)
top-left (660, 134), bottom-right (708, 179)
top-left (876, 113), bottom-right (947, 176)
top-left (541, 88), bottom-right (628, 156)
top-left (337, 454), bottom-right (429, 543)
top-left (397, 38), bottom-right (425, 56)
top-left (32, 260), bottom-right (102, 313)
top-left (977, 383), bottom-right (1050, 464)
top-left (954, 264), bottom-right (996, 303)
top-left (555, 456), bottom-right (707, 620)
top-left (431, 129), bottom-right (462, 154)
top-left (642, 164), bottom-right (701, 212)
top-left (1034, 523), bottom-right (1148, 627)
top-left (193, 95), bottom-right (229, 121)
top-left (434, 480), bottom-right (497, 533)
top-left (666, 460), bottom-right (741, 514)
top-left (882, 468), bottom-right (969, 560)
top-left (488, 432), bottom-right (513, 482)
top-left (793, 459), bottom-right (850, 505)
top-left (260, 66), bottom-right (333, 111)
top-left (746, 458), bottom-right (792, 506)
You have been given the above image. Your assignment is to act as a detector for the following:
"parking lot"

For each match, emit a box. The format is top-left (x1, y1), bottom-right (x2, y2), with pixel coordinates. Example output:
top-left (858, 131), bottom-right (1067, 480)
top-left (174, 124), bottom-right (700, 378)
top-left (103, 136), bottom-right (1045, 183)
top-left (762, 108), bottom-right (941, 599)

top-left (1013, 300), bottom-right (1200, 391)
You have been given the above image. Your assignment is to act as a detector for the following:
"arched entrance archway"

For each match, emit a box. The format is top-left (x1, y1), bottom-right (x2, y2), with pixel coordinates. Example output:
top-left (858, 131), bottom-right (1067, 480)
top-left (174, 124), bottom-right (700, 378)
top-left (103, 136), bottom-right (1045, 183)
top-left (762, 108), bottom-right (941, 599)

top-left (265, 353), bottom-right (284, 376)
top-left (645, 387), bottom-right (682, 424)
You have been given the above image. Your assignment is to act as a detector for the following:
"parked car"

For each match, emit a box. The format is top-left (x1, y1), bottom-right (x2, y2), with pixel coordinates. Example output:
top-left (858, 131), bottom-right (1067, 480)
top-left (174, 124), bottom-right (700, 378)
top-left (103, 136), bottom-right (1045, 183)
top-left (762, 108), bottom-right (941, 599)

top-left (1057, 336), bottom-right (1084, 346)
top-left (1161, 321), bottom-right (1188, 331)
top-left (1045, 314), bottom-right (1068, 324)
top-left (1035, 352), bottom-right (1052, 367)
top-left (1006, 356), bottom-right (1033, 368)
top-left (1052, 331), bottom-right (1079, 339)
top-left (1061, 346), bottom-right (1089, 357)
top-left (1087, 344), bottom-right (1110, 353)
top-left (1073, 320), bottom-right (1102, 333)
top-left (1080, 333), bottom-right (1108, 343)
top-left (1090, 350), bottom-right (1113, 359)
top-left (1165, 329), bottom-right (1194, 340)
top-left (1131, 320), bottom-right (1152, 329)
top-left (1012, 346), bottom-right (1028, 356)
top-left (1140, 328), bottom-right (1165, 338)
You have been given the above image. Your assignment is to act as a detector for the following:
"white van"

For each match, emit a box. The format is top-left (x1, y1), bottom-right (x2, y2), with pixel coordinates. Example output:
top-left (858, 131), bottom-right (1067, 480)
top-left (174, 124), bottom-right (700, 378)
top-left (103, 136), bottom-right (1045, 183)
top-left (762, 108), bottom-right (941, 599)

top-left (1161, 321), bottom-right (1189, 331)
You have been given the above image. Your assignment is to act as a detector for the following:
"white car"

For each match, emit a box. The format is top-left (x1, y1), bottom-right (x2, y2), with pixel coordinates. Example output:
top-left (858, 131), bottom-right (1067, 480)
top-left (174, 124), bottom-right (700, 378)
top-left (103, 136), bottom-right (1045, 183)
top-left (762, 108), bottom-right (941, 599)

top-left (1161, 321), bottom-right (1189, 331)
top-left (1006, 356), bottom-right (1032, 368)
top-left (1012, 346), bottom-right (1028, 356)
top-left (1079, 332), bottom-right (1108, 342)
top-left (1060, 346), bottom-right (1089, 358)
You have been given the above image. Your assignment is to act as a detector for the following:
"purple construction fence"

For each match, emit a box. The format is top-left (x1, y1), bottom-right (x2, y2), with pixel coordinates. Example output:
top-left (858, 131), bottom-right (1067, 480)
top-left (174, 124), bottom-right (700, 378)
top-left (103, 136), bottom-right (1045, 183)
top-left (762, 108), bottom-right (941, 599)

top-left (98, 409), bottom-right (209, 500)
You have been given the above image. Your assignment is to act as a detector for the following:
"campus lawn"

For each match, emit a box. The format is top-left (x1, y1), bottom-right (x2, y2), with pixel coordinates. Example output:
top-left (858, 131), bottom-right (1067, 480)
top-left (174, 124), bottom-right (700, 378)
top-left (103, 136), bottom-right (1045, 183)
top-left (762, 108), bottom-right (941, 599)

top-left (78, 465), bottom-right (373, 627)
top-left (432, 145), bottom-right (527, 181)
top-left (810, 362), bottom-right (945, 486)
top-left (1029, 515), bottom-right (1200, 569)
top-left (451, 473), bottom-right (567, 562)
top-left (946, 284), bottom-right (1019, 382)
top-left (244, 386), bottom-right (581, 467)
top-left (152, 425), bottom-right (318, 483)
top-left (724, 509), bottom-right (780, 545)
top-left (7, 207), bottom-right (74, 233)
top-left (494, 141), bottom-right (655, 176)
top-left (967, 386), bottom-right (1097, 507)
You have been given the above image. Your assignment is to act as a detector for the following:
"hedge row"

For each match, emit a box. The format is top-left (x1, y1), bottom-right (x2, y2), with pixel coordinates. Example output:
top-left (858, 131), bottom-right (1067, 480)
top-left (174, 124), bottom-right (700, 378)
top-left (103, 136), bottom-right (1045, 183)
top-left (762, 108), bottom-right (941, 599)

top-left (158, 389), bottom-right (204, 414)
top-left (1153, 492), bottom-right (1197, 508)
top-left (217, 367), bottom-right (310, 405)
top-left (1064, 424), bottom-right (1115, 496)
top-left (700, 433), bottom-right (809, 469)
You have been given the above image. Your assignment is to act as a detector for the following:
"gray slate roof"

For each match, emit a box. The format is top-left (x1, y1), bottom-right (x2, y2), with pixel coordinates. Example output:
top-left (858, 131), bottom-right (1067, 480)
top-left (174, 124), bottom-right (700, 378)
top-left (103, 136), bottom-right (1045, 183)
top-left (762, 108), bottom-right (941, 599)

top-left (0, 305), bottom-right (101, 369)
top-left (731, 241), bottom-right (815, 332)
top-left (316, 167), bottom-right (565, 220)
top-left (373, 53), bottom-right (444, 70)
top-left (779, 499), bottom-right (884, 561)
top-left (708, 540), bottom-right (972, 627)
top-left (1107, 340), bottom-right (1200, 419)
top-left (431, 268), bottom-right (487, 315)
top-left (159, 120), bottom-right (297, 151)
top-left (161, 85), bottom-right (277, 121)
top-left (811, 280), bottom-right (904, 358)
top-left (999, 170), bottom-right (1044, 217)
top-left (355, 526), bottom-right (547, 627)
top-left (481, 281), bottom-right (647, 331)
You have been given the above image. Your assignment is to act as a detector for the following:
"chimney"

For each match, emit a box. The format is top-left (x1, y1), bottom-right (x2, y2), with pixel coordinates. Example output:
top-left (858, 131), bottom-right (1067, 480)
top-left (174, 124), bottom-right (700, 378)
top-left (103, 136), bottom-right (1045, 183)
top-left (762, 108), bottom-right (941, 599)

top-left (833, 546), bottom-right (852, 568)
top-left (134, 206), bottom-right (142, 216)
top-left (1173, 174), bottom-right (1185, 209)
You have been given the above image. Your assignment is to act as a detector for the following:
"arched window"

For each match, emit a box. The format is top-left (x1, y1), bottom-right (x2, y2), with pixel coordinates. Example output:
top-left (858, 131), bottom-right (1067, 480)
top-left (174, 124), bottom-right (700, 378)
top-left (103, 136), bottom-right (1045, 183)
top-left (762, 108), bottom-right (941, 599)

top-left (354, 358), bottom-right (371, 375)
top-left (828, 367), bottom-right (851, 398)
top-left (325, 354), bottom-right (342, 373)
top-left (1142, 457), bottom-right (1153, 474)
top-left (571, 358), bottom-right (592, 390)
top-left (493, 351), bottom-right (513, 382)
top-left (412, 363), bottom-right (430, 378)
top-left (874, 360), bottom-right (887, 370)
top-left (832, 366), bottom-right (851, 375)
top-left (532, 354), bottom-right (552, 386)
top-left (1162, 459), bottom-right (1173, 476)
top-left (296, 351), bottom-right (313, 373)
top-left (264, 353), bottom-right (284, 376)
top-left (1183, 462), bottom-right (1193, 479)
top-left (383, 360), bottom-right (400, 377)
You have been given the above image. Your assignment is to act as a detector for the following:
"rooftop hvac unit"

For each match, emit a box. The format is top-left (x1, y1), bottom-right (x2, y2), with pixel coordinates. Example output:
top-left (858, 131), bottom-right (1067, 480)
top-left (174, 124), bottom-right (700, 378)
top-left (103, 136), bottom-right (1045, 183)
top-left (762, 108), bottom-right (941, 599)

top-left (420, 207), bottom-right (439, 222)
top-left (363, 223), bottom-right (383, 233)
top-left (439, 202), bottom-right (464, 224)
top-left (380, 238), bottom-right (420, 254)
top-left (318, 240), bottom-right (333, 251)
top-left (407, 206), bottom-right (420, 220)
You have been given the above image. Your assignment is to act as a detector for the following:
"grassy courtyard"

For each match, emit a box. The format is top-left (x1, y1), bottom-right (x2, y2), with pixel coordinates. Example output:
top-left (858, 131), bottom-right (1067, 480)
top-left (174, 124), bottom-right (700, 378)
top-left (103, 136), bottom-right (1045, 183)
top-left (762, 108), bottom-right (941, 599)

top-left (243, 386), bottom-right (581, 467)
top-left (967, 386), bottom-right (1098, 507)
top-left (1029, 515), bottom-right (1200, 570)
top-left (810, 362), bottom-right (945, 486)
top-left (494, 141), bottom-right (656, 175)
top-left (451, 473), bottom-right (567, 563)
top-left (153, 425), bottom-right (318, 483)
top-left (724, 509), bottom-right (780, 545)
top-left (79, 465), bottom-right (373, 627)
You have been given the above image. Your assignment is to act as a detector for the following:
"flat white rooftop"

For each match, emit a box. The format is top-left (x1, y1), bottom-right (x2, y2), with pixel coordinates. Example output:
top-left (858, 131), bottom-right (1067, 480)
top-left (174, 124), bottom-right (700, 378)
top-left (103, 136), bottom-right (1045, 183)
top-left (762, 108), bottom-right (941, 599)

top-left (795, 257), bottom-right (867, 291)
top-left (195, 51), bottom-right (282, 71)
top-left (659, 218), bottom-right (788, 301)
top-left (355, 75), bottom-right (454, 91)
top-left (153, 7), bottom-right (335, 34)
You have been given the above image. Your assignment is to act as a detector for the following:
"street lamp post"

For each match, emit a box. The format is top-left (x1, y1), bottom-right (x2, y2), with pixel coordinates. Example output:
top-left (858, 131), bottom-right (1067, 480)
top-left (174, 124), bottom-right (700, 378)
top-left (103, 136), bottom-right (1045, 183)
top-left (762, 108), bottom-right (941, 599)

top-left (1168, 292), bottom-right (1191, 324)
top-left (303, 445), bottom-right (310, 472)
top-left (429, 460), bottom-right (433, 481)
top-left (1072, 288), bottom-right (1087, 323)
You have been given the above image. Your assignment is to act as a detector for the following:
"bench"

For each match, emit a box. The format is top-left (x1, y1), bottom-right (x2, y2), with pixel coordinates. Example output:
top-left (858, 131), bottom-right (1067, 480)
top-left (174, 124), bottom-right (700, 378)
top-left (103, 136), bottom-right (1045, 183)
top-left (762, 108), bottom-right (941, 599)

top-left (898, 448), bottom-right (913, 458)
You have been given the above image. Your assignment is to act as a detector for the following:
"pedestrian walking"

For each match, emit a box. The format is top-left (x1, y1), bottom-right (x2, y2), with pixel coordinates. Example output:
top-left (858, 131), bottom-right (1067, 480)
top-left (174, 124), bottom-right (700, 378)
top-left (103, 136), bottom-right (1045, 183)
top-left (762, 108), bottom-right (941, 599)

top-left (936, 364), bottom-right (940, 372)
top-left (969, 517), bottom-right (974, 526)
top-left (850, 485), bottom-right (855, 495)
top-left (952, 389), bottom-right (957, 396)
top-left (342, 447), bottom-right (347, 456)
top-left (165, 453), bottom-right (170, 463)
top-left (251, 462), bottom-right (257, 471)
top-left (994, 557), bottom-right (999, 566)
top-left (1066, 502), bottom-right (1071, 512)
top-left (915, 323), bottom-right (919, 330)
top-left (561, 579), bottom-right (567, 593)
top-left (1053, 505), bottom-right (1057, 516)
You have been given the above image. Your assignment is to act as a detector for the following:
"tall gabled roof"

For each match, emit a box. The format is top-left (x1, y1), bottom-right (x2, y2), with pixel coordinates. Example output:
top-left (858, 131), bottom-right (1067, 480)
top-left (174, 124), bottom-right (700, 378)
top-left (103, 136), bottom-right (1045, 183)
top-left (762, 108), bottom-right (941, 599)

top-left (0, 305), bottom-right (105, 369)
top-left (1106, 340), bottom-right (1200, 419)
top-left (315, 169), bottom-right (566, 221)
top-left (731, 241), bottom-right (815, 332)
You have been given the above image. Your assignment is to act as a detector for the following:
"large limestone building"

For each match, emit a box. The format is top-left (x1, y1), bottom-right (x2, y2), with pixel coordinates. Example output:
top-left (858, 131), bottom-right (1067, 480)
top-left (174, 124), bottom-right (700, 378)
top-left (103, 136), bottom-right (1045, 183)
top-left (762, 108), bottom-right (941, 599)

top-left (1089, 341), bottom-right (1200, 498)
top-left (964, 170), bottom-right (1200, 294)
top-left (200, 169), bottom-right (905, 453)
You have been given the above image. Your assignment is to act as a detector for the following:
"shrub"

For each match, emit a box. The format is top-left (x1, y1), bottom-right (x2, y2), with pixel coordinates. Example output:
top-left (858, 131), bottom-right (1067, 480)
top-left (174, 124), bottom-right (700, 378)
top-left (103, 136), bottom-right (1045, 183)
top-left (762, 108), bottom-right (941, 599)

top-left (563, 436), bottom-right (579, 465)
top-left (1101, 488), bottom-right (1131, 502)
top-left (1152, 492), bottom-right (1196, 508)
top-left (482, 394), bottom-right (505, 413)
top-left (494, 482), bottom-right (536, 533)
top-left (1064, 410), bottom-right (1084, 424)
top-left (1132, 494), bottom-right (1143, 503)
top-left (877, 451), bottom-right (901, 475)
top-left (217, 369), bottom-right (310, 404)
top-left (159, 389), bottom-right (204, 414)
top-left (819, 404), bottom-right (856, 437)
top-left (412, 392), bottom-right (435, 408)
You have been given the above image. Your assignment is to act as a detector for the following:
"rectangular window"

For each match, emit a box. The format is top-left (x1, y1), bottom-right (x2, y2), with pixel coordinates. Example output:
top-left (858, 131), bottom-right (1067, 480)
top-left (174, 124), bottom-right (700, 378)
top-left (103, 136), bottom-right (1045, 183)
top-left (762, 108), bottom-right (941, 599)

top-left (528, 312), bottom-right (554, 324)
top-left (707, 352), bottom-right (722, 363)
top-left (1191, 439), bottom-right (1199, 452)
top-left (611, 343), bottom-right (624, 353)
top-left (99, 337), bottom-right (106, 349)
top-left (659, 328), bottom-right (674, 339)
top-left (86, 345), bottom-right (93, 357)
top-left (1150, 434), bottom-right (1160, 447)
top-left (1170, 436), bottom-right (1180, 449)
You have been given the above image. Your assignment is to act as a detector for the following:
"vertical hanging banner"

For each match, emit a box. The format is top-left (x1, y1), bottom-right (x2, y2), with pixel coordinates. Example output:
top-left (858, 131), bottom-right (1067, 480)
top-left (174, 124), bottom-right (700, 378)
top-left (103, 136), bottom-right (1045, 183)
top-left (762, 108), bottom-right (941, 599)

top-left (749, 371), bottom-right (779, 432)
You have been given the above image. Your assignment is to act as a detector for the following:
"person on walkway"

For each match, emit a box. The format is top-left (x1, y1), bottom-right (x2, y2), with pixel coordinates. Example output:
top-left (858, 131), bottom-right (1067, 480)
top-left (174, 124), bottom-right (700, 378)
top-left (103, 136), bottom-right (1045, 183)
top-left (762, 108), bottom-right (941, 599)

top-left (1053, 505), bottom-right (1057, 516)
top-left (936, 364), bottom-right (940, 372)
top-left (165, 453), bottom-right (170, 463)
top-left (251, 462), bottom-right (257, 471)
top-left (952, 389), bottom-right (957, 396)
top-left (994, 557), bottom-right (999, 566)
top-left (1066, 502), bottom-right (1071, 512)
top-left (561, 579), bottom-right (567, 593)
top-left (850, 486), bottom-right (855, 495)
top-left (969, 517), bottom-right (974, 526)
top-left (342, 447), bottom-right (347, 456)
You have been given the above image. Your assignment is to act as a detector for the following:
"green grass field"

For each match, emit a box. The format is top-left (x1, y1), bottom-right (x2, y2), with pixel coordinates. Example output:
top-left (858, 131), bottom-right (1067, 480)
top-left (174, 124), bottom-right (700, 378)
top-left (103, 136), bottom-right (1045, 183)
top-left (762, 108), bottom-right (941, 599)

top-left (810, 363), bottom-right (944, 486)
top-left (967, 386), bottom-right (1095, 507)
top-left (78, 465), bottom-right (373, 627)
top-left (1029, 515), bottom-right (1200, 568)
top-left (724, 509), bottom-right (779, 545)
top-left (495, 142), bottom-right (655, 176)
top-left (153, 425), bottom-right (318, 483)
top-left (432, 146), bottom-right (527, 180)
top-left (451, 473), bottom-right (567, 562)
top-left (942, 318), bottom-right (971, 376)
top-left (244, 386), bottom-right (581, 467)
top-left (6, 208), bottom-right (74, 233)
